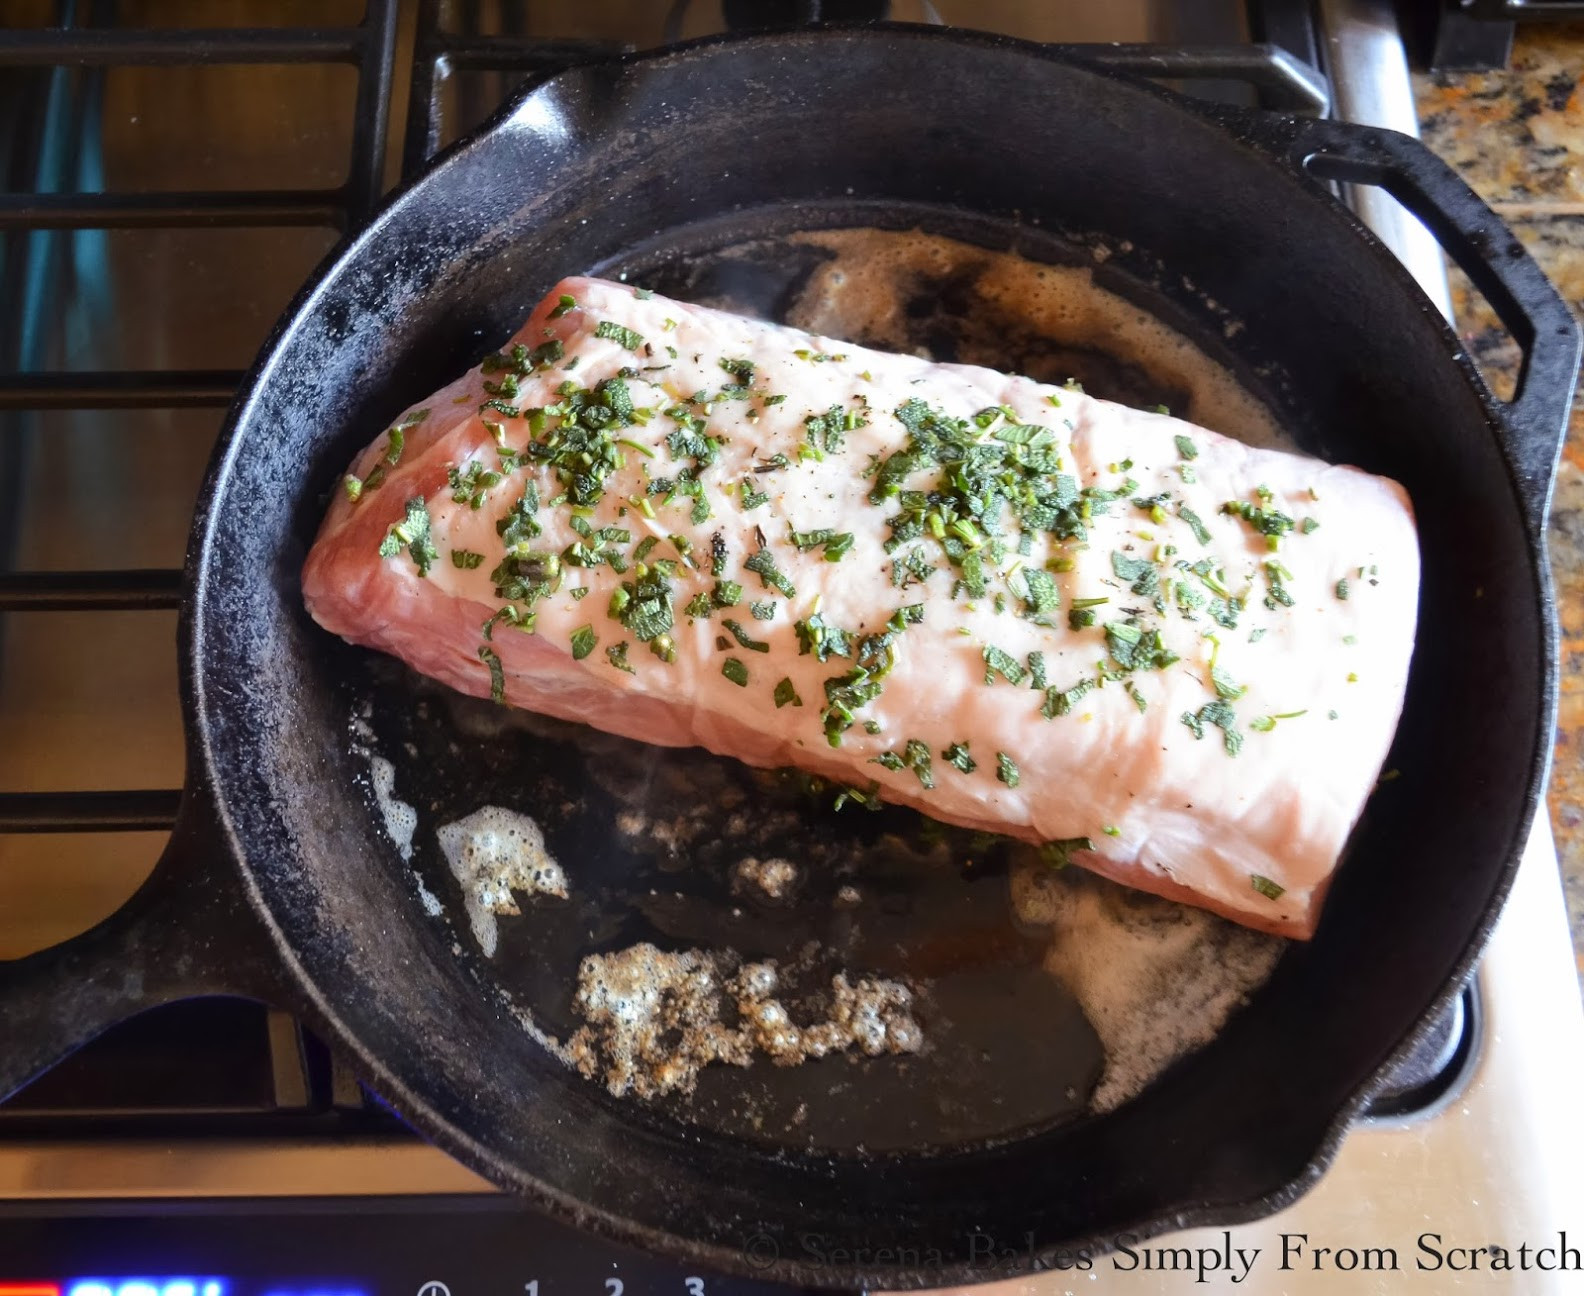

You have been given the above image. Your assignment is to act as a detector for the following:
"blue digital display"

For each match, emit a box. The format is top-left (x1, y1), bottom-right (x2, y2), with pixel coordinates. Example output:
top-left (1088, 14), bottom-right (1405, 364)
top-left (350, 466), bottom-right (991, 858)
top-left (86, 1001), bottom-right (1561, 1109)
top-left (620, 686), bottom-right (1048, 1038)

top-left (67, 1281), bottom-right (226, 1296)
top-left (64, 1282), bottom-right (365, 1296)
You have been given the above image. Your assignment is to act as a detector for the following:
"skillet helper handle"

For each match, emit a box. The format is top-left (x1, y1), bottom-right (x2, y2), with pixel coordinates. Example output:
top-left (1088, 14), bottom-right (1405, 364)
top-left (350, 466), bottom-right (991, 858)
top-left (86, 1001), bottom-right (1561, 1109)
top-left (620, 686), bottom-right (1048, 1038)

top-left (1273, 116), bottom-right (1581, 531)
top-left (0, 795), bottom-right (284, 1101)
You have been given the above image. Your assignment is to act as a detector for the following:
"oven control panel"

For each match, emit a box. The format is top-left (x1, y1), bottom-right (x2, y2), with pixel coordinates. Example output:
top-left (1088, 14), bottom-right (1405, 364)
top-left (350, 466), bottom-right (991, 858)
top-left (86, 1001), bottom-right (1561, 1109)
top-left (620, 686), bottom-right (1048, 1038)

top-left (0, 1211), bottom-right (827, 1296)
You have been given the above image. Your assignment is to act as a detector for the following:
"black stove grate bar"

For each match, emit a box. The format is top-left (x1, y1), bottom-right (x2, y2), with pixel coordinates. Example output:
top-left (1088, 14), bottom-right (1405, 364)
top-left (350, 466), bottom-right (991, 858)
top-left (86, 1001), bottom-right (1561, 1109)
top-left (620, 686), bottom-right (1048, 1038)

top-left (0, 9), bottom-right (398, 232)
top-left (401, 0), bottom-right (627, 176)
top-left (0, 789), bottom-right (182, 833)
top-left (0, 568), bottom-right (182, 612)
top-left (0, 370), bottom-right (241, 409)
top-left (400, 27), bottom-right (1328, 182)
top-left (0, 27), bottom-right (374, 66)
top-left (0, 7), bottom-right (395, 846)
top-left (0, 190), bottom-right (344, 230)
top-left (1072, 42), bottom-right (1330, 113)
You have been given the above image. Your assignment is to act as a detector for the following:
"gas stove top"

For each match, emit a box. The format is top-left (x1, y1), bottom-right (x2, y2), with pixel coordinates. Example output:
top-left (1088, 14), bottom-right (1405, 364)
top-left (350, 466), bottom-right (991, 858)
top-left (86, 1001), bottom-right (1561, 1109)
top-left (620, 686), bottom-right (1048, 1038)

top-left (1, 2), bottom-right (1581, 1293)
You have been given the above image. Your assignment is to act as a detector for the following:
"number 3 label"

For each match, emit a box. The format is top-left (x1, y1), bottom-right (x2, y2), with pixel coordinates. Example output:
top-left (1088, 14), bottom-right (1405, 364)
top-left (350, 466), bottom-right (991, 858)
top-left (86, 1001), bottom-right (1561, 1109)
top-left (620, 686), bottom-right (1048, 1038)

top-left (685, 1280), bottom-right (705, 1295)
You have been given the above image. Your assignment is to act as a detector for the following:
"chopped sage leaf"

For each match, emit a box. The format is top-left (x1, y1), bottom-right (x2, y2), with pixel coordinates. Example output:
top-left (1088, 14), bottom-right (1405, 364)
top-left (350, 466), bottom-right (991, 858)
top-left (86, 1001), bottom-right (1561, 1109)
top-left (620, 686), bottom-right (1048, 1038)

top-left (943, 741), bottom-right (976, 773)
top-left (594, 320), bottom-right (643, 350)
top-left (995, 751), bottom-right (1020, 788)
top-left (478, 645), bottom-right (505, 703)
top-left (1250, 873), bottom-right (1286, 901)
top-left (722, 618), bottom-right (770, 653)
top-left (1040, 837), bottom-right (1094, 869)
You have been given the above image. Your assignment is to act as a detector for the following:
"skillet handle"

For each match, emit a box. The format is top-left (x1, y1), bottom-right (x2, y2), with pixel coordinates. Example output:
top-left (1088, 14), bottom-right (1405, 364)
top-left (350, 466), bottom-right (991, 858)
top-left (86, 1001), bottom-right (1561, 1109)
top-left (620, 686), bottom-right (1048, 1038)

top-left (0, 794), bottom-right (287, 1101)
top-left (1263, 116), bottom-right (1580, 531)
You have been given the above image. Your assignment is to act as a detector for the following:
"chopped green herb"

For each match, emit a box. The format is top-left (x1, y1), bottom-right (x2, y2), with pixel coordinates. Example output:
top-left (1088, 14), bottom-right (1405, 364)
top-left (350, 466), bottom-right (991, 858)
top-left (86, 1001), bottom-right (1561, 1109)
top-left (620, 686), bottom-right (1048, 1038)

top-left (740, 480), bottom-right (771, 511)
top-left (1179, 505), bottom-right (1212, 546)
top-left (982, 644), bottom-right (1026, 686)
top-left (1335, 578), bottom-right (1351, 600)
top-left (995, 751), bottom-right (1020, 788)
top-left (872, 738), bottom-right (934, 789)
top-left (633, 535), bottom-right (660, 563)
top-left (794, 611), bottom-right (851, 662)
top-left (1263, 558), bottom-right (1296, 610)
top-left (568, 624), bottom-right (598, 660)
top-left (549, 294), bottom-right (577, 318)
top-left (451, 549), bottom-right (485, 570)
top-left (1067, 596), bottom-right (1108, 631)
top-left (477, 645), bottom-right (505, 703)
top-left (594, 320), bottom-right (643, 350)
top-left (1250, 874), bottom-right (1286, 901)
top-left (1040, 837), bottom-right (1093, 869)
top-left (722, 618), bottom-right (770, 653)
top-left (942, 741), bottom-right (976, 773)
top-left (481, 604), bottom-right (533, 639)
top-left (721, 656), bottom-right (750, 687)
top-left (1210, 666), bottom-right (1247, 701)
top-left (713, 579), bottom-right (743, 607)
top-left (379, 497), bottom-right (439, 577)
top-left (1104, 621), bottom-right (1179, 672)
top-left (1027, 650), bottom-right (1048, 691)
top-left (1020, 568), bottom-right (1061, 617)
top-left (1181, 700), bottom-right (1243, 756)
top-left (789, 527), bottom-right (856, 561)
top-left (1222, 491), bottom-right (1296, 543)
top-left (609, 563), bottom-right (675, 646)
top-left (773, 677), bottom-right (802, 708)
top-left (750, 600), bottom-right (776, 621)
top-left (1102, 825), bottom-right (1121, 837)
top-left (606, 641), bottom-right (635, 674)
top-left (1174, 435), bottom-right (1199, 460)
top-left (1300, 517), bottom-right (1320, 534)
top-left (343, 474), bottom-right (363, 502)
top-left (447, 459), bottom-right (503, 509)
top-left (1043, 677), bottom-right (1094, 718)
top-left (1111, 550), bottom-right (1159, 599)
top-left (1126, 680), bottom-right (1148, 713)
top-left (745, 547), bottom-right (796, 598)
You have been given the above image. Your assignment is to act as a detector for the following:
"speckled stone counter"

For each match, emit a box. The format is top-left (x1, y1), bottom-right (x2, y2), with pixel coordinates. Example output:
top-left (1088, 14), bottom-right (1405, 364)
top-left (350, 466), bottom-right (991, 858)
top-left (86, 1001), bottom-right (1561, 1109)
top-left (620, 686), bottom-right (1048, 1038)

top-left (1416, 27), bottom-right (1584, 986)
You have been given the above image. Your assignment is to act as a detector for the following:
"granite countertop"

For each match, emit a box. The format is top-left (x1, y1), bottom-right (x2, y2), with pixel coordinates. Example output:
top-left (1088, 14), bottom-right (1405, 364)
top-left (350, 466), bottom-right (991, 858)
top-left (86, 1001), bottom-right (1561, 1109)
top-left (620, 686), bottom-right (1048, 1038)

top-left (1415, 25), bottom-right (1584, 988)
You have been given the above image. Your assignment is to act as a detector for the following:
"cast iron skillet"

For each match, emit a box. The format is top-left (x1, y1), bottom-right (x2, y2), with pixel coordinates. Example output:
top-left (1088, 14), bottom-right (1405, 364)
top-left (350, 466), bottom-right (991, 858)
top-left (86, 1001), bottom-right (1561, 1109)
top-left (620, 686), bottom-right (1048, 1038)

top-left (1, 25), bottom-right (1578, 1290)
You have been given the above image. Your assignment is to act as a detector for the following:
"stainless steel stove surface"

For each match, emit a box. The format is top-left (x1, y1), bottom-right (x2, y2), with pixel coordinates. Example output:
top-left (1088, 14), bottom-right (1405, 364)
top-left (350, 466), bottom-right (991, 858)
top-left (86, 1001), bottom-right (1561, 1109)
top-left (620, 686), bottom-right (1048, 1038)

top-left (1, 2), bottom-right (1581, 1293)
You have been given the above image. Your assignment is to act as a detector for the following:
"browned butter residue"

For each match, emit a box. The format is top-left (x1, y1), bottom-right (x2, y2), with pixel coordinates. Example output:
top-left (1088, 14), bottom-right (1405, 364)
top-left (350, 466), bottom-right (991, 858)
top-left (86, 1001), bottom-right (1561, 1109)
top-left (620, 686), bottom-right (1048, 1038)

top-left (786, 227), bottom-right (1294, 452)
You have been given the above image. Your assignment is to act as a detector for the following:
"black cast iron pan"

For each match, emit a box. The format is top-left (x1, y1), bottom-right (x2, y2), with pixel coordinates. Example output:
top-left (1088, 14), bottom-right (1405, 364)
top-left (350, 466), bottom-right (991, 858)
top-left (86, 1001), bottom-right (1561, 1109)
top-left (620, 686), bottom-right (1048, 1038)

top-left (1, 25), bottom-right (1578, 1291)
